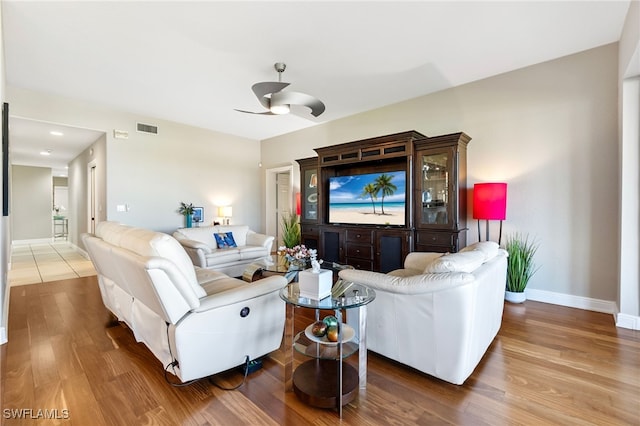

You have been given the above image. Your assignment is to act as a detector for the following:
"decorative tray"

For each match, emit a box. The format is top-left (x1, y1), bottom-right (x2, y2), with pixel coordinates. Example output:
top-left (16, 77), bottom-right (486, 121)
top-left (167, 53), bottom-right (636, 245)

top-left (304, 323), bottom-right (355, 346)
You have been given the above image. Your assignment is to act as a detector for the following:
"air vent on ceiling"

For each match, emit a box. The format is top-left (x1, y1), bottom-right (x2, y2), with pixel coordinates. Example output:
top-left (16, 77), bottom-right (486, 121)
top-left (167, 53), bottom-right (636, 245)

top-left (136, 122), bottom-right (158, 135)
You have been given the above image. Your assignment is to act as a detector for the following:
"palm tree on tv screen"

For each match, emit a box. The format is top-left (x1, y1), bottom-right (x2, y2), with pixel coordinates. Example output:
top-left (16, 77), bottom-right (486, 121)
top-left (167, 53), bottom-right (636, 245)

top-left (374, 173), bottom-right (397, 215)
top-left (361, 183), bottom-right (378, 214)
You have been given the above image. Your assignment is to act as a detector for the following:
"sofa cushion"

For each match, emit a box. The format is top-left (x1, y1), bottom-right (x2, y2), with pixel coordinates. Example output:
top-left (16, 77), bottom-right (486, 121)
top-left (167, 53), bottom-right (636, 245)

top-left (205, 249), bottom-right (242, 266)
top-left (424, 250), bottom-right (486, 274)
top-left (214, 232), bottom-right (237, 248)
top-left (459, 241), bottom-right (500, 262)
top-left (174, 227), bottom-right (219, 249)
top-left (238, 245), bottom-right (269, 260)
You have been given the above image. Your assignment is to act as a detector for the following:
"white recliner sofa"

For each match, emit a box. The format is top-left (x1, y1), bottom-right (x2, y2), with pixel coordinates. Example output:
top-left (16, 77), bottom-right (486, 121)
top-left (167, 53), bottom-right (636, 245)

top-left (82, 221), bottom-right (286, 383)
top-left (173, 225), bottom-right (273, 277)
top-left (338, 242), bottom-right (507, 385)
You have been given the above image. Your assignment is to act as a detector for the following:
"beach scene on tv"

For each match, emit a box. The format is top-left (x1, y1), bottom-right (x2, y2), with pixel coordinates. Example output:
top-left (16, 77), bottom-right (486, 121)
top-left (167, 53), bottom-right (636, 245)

top-left (328, 171), bottom-right (406, 226)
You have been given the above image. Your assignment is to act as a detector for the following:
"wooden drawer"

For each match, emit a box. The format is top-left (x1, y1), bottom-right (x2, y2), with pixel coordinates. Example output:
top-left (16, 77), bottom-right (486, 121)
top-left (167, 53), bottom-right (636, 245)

top-left (301, 225), bottom-right (320, 235)
top-left (346, 258), bottom-right (374, 271)
top-left (346, 243), bottom-right (372, 259)
top-left (346, 229), bottom-right (373, 244)
top-left (415, 243), bottom-right (451, 254)
top-left (416, 231), bottom-right (453, 247)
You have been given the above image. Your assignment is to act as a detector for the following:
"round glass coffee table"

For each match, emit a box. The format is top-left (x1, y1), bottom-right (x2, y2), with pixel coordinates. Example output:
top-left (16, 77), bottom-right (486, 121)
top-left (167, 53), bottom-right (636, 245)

top-left (280, 281), bottom-right (375, 417)
top-left (243, 255), bottom-right (354, 283)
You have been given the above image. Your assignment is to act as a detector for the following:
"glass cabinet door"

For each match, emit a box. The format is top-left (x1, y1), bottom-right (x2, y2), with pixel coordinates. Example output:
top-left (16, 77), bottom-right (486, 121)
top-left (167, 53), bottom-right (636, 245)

top-left (420, 151), bottom-right (450, 225)
top-left (303, 169), bottom-right (318, 221)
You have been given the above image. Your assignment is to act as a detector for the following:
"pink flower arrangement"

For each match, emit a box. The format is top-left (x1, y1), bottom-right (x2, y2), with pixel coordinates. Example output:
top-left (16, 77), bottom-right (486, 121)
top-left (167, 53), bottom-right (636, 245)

top-left (277, 245), bottom-right (311, 260)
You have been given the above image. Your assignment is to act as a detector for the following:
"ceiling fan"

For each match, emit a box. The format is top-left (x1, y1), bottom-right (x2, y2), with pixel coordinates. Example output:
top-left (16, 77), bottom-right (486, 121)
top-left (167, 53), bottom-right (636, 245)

top-left (235, 63), bottom-right (325, 117)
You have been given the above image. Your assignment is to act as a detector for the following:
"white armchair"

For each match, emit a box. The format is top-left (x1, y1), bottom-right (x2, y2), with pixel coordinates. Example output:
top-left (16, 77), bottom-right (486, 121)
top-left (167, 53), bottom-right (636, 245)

top-left (339, 242), bottom-right (507, 385)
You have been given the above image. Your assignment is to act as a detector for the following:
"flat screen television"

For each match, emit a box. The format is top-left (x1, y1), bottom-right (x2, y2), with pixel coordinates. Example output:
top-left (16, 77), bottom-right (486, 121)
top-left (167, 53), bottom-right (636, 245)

top-left (328, 170), bottom-right (406, 226)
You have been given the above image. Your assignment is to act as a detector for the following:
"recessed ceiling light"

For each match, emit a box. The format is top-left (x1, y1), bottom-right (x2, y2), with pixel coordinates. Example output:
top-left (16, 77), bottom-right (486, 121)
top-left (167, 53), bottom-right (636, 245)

top-left (40, 150), bottom-right (51, 156)
top-left (50, 131), bottom-right (63, 136)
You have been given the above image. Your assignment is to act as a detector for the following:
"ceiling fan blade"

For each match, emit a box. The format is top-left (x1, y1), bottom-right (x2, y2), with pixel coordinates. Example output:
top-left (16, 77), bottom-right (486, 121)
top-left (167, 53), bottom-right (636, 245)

top-left (271, 91), bottom-right (325, 117)
top-left (251, 82), bottom-right (290, 109)
top-left (233, 109), bottom-right (276, 115)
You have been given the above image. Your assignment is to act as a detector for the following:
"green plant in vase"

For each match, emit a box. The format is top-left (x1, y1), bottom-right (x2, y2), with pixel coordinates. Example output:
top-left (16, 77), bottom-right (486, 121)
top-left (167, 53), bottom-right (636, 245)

top-left (504, 232), bottom-right (540, 303)
top-left (178, 202), bottom-right (194, 228)
top-left (281, 212), bottom-right (301, 248)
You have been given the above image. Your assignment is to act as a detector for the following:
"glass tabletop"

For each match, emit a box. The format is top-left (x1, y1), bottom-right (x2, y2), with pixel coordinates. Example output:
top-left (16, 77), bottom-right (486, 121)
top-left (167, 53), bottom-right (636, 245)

top-left (279, 280), bottom-right (375, 310)
top-left (254, 255), bottom-right (357, 275)
top-left (253, 255), bottom-right (289, 273)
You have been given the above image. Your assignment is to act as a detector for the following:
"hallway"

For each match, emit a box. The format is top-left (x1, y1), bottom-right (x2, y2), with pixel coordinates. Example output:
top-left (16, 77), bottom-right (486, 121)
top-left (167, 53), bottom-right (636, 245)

top-left (8, 241), bottom-right (96, 286)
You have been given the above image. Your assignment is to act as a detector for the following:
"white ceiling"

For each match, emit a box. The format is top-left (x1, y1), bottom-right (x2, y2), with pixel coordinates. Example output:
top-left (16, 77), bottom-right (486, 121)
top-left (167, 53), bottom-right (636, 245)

top-left (2, 1), bottom-right (631, 176)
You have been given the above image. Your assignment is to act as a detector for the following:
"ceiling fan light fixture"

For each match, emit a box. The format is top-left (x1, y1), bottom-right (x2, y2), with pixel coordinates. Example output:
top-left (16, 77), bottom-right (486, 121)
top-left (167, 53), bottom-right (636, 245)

top-left (270, 104), bottom-right (290, 115)
top-left (235, 62), bottom-right (324, 118)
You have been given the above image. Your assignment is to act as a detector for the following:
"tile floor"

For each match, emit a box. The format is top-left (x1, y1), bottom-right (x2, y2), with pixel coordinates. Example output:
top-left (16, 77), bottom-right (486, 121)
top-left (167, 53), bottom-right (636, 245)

top-left (8, 241), bottom-right (96, 286)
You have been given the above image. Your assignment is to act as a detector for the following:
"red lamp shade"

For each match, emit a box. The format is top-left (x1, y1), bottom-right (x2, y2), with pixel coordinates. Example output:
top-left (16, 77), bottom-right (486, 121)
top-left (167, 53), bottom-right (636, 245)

top-left (473, 183), bottom-right (507, 220)
top-left (296, 192), bottom-right (301, 216)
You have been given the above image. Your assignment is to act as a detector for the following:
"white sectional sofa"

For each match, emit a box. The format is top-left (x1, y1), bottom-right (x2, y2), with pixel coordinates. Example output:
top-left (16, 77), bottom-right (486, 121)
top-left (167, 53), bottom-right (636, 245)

top-left (82, 221), bottom-right (286, 383)
top-left (338, 242), bottom-right (508, 385)
top-left (173, 225), bottom-right (273, 277)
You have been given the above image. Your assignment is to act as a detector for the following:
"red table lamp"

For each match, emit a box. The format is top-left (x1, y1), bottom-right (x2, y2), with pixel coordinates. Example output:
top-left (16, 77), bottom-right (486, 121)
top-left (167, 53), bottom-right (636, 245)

top-left (473, 183), bottom-right (507, 244)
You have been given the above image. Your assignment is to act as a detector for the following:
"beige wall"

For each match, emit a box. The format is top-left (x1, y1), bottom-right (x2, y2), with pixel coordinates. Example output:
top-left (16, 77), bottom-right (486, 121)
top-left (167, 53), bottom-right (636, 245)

top-left (11, 165), bottom-right (53, 240)
top-left (6, 87), bottom-right (264, 236)
top-left (261, 43), bottom-right (619, 303)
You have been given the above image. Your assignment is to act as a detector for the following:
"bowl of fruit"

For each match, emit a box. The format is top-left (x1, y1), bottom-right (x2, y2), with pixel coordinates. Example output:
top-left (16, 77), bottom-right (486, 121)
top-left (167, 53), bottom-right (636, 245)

top-left (304, 315), bottom-right (355, 345)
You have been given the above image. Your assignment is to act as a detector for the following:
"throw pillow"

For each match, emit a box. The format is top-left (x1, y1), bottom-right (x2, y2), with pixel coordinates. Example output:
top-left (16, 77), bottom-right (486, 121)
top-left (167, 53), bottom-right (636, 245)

top-left (214, 232), bottom-right (237, 249)
top-left (424, 250), bottom-right (486, 274)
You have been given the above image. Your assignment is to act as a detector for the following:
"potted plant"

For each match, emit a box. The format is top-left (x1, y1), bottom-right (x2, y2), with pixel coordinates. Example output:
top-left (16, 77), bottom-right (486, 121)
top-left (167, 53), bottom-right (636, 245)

top-left (280, 212), bottom-right (301, 248)
top-left (178, 202), bottom-right (194, 228)
top-left (504, 232), bottom-right (540, 303)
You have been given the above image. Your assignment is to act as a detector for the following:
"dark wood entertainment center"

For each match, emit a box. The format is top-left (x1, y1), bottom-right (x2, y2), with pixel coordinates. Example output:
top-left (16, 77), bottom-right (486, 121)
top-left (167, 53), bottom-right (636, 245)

top-left (297, 130), bottom-right (470, 273)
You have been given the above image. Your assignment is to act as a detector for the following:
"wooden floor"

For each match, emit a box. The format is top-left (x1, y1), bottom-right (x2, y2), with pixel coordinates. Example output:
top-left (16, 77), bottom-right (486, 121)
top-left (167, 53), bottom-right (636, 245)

top-left (1, 276), bottom-right (638, 425)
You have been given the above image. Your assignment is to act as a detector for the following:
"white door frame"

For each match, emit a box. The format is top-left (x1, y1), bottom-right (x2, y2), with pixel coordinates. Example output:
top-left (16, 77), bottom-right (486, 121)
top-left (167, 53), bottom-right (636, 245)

top-left (265, 165), bottom-right (293, 248)
top-left (87, 160), bottom-right (97, 234)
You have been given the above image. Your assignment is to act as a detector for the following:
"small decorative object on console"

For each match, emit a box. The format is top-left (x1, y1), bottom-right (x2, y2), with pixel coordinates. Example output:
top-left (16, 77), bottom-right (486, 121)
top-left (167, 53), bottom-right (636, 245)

top-left (299, 268), bottom-right (332, 300)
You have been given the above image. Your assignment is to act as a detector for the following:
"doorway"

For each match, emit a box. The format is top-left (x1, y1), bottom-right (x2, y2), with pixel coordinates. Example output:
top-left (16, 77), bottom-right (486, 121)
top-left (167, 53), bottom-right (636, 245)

top-left (265, 165), bottom-right (293, 249)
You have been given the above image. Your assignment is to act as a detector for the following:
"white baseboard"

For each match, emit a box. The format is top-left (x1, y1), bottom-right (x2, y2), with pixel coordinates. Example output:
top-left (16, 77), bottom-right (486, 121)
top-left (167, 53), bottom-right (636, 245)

top-left (615, 313), bottom-right (640, 330)
top-left (527, 288), bottom-right (639, 331)
top-left (526, 288), bottom-right (618, 315)
top-left (75, 246), bottom-right (89, 258)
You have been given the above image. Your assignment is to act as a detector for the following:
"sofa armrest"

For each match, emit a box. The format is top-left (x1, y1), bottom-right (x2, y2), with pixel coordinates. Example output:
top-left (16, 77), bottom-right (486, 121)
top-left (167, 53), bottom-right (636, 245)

top-left (193, 275), bottom-right (286, 312)
top-left (173, 237), bottom-right (211, 268)
top-left (176, 238), bottom-right (213, 254)
top-left (246, 231), bottom-right (274, 252)
top-left (338, 268), bottom-right (474, 295)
